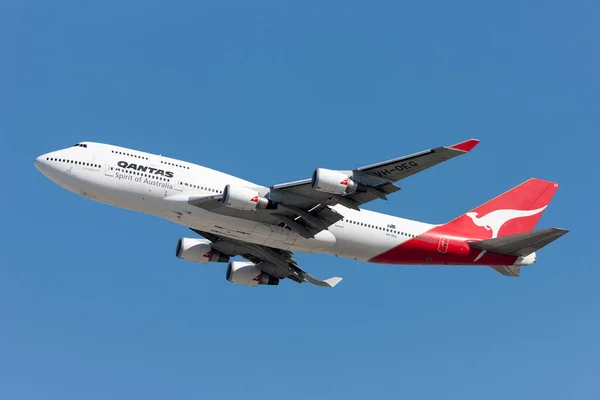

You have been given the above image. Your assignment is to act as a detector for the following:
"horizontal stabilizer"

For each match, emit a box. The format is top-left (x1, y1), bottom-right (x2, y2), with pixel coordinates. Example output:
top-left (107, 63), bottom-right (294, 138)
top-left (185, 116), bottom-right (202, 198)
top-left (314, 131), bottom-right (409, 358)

top-left (469, 228), bottom-right (569, 257)
top-left (489, 265), bottom-right (521, 277)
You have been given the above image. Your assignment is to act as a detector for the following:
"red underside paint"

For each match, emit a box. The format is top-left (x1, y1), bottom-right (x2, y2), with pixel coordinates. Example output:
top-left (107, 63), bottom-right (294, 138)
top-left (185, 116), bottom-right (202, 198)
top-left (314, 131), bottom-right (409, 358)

top-left (368, 230), bottom-right (519, 266)
top-left (370, 178), bottom-right (560, 266)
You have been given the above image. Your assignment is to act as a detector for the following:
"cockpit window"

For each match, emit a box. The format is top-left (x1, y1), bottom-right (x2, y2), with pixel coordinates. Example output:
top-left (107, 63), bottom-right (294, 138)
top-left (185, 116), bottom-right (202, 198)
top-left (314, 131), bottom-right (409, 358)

top-left (72, 143), bottom-right (88, 148)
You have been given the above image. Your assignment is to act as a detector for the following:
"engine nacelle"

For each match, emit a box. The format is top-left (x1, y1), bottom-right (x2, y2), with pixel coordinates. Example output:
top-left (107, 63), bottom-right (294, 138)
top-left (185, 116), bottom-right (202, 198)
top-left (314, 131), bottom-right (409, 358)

top-left (176, 238), bottom-right (230, 264)
top-left (311, 168), bottom-right (358, 195)
top-left (225, 261), bottom-right (279, 287)
top-left (222, 185), bottom-right (271, 211)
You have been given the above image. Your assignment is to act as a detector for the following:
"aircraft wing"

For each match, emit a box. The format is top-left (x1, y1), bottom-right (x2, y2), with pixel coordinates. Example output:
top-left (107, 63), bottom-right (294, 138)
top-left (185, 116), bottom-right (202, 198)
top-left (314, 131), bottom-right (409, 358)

top-left (271, 138), bottom-right (480, 210)
top-left (188, 139), bottom-right (479, 239)
top-left (191, 228), bottom-right (342, 288)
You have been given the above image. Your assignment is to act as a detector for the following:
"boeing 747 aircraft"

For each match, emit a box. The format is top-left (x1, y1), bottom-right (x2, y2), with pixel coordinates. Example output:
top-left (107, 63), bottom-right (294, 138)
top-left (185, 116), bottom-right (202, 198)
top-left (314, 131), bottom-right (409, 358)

top-left (35, 139), bottom-right (568, 288)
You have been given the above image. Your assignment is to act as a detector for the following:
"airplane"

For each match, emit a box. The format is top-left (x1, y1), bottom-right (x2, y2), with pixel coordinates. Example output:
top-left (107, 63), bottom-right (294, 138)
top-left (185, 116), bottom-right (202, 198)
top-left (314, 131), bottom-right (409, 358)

top-left (34, 139), bottom-right (568, 288)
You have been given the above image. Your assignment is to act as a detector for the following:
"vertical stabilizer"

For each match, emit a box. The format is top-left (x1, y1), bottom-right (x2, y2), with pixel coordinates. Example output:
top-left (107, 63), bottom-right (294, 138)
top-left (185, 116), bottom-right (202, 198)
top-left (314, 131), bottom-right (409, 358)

top-left (443, 178), bottom-right (559, 240)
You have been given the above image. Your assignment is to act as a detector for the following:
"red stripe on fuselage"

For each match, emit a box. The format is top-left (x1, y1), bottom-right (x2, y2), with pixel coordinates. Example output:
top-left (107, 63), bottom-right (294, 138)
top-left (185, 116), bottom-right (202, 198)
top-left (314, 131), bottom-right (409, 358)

top-left (370, 178), bottom-right (559, 266)
top-left (368, 226), bottom-right (518, 265)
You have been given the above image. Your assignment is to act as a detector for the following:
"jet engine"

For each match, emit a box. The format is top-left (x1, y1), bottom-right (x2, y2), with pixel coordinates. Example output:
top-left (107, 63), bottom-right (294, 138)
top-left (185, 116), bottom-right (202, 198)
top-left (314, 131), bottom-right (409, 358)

top-left (225, 261), bottom-right (279, 286)
top-left (311, 168), bottom-right (358, 195)
top-left (176, 238), bottom-right (230, 263)
top-left (222, 185), bottom-right (272, 211)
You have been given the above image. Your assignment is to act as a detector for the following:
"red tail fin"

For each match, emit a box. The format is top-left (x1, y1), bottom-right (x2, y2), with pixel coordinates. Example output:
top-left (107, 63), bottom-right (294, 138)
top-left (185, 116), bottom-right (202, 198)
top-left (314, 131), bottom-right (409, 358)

top-left (444, 178), bottom-right (559, 239)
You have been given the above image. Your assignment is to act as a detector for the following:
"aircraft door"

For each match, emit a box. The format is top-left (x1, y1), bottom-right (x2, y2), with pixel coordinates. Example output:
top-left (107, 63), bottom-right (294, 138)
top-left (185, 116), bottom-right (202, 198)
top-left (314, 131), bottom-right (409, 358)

top-left (174, 177), bottom-right (183, 191)
top-left (438, 237), bottom-right (449, 253)
top-left (104, 160), bottom-right (114, 176)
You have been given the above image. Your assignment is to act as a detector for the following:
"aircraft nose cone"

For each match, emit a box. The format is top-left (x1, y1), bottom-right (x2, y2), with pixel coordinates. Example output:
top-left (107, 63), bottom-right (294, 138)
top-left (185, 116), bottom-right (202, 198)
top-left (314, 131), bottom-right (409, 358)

top-left (34, 155), bottom-right (45, 171)
top-left (35, 154), bottom-right (52, 177)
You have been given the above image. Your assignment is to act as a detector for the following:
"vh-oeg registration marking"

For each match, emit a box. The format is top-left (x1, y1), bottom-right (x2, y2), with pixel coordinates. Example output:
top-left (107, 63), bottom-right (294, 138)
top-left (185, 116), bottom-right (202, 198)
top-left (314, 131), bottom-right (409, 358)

top-left (373, 161), bottom-right (418, 177)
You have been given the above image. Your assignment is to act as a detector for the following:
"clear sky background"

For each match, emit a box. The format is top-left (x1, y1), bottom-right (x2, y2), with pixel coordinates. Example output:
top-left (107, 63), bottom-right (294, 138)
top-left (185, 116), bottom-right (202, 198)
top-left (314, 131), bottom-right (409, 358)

top-left (1, 1), bottom-right (598, 399)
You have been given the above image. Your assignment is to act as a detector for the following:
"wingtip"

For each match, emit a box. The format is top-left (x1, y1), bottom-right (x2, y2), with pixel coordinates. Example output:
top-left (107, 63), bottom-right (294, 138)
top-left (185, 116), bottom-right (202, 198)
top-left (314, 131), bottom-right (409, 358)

top-left (527, 178), bottom-right (560, 188)
top-left (449, 138), bottom-right (480, 152)
top-left (324, 277), bottom-right (343, 288)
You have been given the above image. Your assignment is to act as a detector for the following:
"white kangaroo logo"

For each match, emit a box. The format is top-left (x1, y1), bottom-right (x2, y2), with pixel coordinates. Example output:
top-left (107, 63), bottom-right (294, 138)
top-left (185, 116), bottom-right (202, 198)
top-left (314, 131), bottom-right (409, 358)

top-left (466, 206), bottom-right (547, 262)
top-left (466, 206), bottom-right (547, 239)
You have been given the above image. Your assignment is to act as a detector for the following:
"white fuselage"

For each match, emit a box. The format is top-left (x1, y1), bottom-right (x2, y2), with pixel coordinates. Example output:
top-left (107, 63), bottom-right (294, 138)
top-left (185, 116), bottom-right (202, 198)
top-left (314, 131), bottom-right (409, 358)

top-left (34, 142), bottom-right (435, 263)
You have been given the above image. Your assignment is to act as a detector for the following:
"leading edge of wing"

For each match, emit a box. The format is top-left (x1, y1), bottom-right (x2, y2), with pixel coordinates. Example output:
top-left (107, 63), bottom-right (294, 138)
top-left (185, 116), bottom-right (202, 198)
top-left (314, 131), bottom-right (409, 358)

top-left (357, 138), bottom-right (480, 172)
top-left (271, 178), bottom-right (312, 190)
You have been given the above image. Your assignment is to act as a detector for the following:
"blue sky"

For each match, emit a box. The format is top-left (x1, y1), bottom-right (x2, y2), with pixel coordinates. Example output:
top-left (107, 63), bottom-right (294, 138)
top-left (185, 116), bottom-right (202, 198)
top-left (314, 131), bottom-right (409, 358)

top-left (1, 1), bottom-right (598, 399)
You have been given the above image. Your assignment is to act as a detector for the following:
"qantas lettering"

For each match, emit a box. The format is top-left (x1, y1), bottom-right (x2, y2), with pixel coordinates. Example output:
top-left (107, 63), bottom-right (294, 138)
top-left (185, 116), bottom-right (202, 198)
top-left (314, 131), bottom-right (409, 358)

top-left (373, 161), bottom-right (418, 177)
top-left (117, 161), bottom-right (174, 178)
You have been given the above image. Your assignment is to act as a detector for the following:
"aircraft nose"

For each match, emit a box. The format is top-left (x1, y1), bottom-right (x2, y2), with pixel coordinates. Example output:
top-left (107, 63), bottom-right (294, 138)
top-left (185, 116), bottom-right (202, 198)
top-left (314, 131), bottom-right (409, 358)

top-left (35, 153), bottom-right (54, 177)
top-left (34, 155), bottom-right (46, 172)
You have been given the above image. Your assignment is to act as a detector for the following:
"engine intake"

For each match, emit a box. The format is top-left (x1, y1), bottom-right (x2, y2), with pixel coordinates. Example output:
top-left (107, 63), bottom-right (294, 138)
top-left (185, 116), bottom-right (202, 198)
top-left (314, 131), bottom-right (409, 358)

top-left (176, 238), bottom-right (230, 263)
top-left (311, 168), bottom-right (358, 195)
top-left (226, 261), bottom-right (279, 286)
top-left (222, 185), bottom-right (273, 211)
